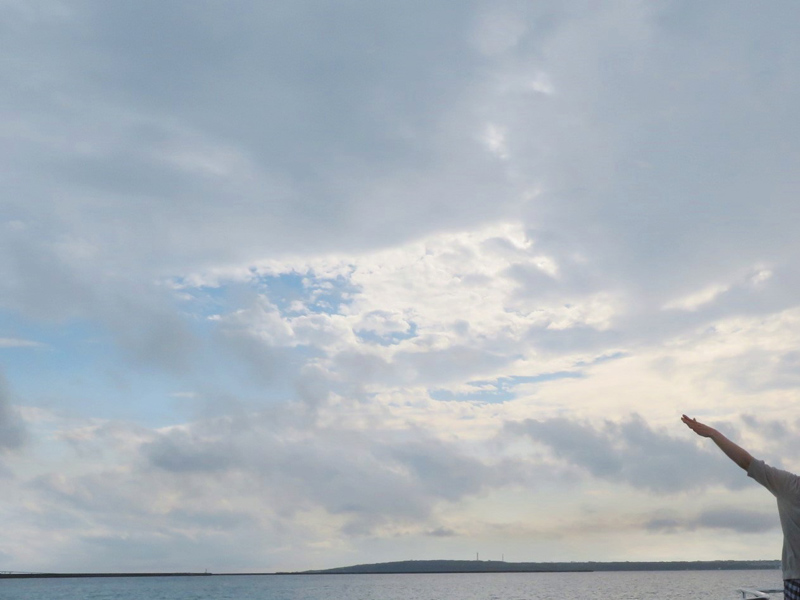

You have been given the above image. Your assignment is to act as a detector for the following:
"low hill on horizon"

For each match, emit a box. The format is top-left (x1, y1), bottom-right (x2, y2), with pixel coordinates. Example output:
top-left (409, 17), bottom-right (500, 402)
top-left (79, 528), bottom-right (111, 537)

top-left (296, 559), bottom-right (780, 574)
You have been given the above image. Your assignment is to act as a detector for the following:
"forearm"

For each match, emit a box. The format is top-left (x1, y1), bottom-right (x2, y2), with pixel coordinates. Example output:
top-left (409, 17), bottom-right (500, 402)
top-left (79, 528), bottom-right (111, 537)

top-left (709, 430), bottom-right (753, 471)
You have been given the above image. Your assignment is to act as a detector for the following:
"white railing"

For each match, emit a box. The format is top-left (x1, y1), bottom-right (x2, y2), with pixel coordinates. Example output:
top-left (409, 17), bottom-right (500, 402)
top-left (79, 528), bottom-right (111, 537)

top-left (738, 588), bottom-right (784, 599)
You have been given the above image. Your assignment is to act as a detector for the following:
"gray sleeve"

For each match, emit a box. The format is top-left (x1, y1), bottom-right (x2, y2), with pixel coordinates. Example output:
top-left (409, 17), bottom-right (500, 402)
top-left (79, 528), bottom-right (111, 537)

top-left (748, 459), bottom-right (800, 499)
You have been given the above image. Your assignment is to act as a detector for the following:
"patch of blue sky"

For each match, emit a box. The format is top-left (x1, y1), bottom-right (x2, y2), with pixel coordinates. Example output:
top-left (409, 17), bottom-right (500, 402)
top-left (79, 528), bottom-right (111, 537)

top-left (252, 271), bottom-right (307, 313)
top-left (253, 271), bottom-right (360, 316)
top-left (0, 310), bottom-right (245, 426)
top-left (0, 314), bottom-right (159, 419)
top-left (0, 311), bottom-right (104, 378)
top-left (430, 371), bottom-right (585, 404)
top-left (355, 322), bottom-right (418, 346)
top-left (0, 311), bottom-right (48, 348)
top-left (574, 351), bottom-right (629, 367)
top-left (173, 280), bottom-right (236, 320)
top-left (173, 270), bottom-right (361, 322)
top-left (429, 386), bottom-right (517, 404)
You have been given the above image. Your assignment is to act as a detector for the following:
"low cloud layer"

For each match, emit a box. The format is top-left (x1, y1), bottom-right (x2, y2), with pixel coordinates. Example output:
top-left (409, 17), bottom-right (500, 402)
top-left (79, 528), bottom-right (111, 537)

top-left (90, 408), bottom-right (518, 535)
top-left (6, 407), bottom-right (782, 571)
top-left (647, 507), bottom-right (778, 535)
top-left (506, 414), bottom-right (745, 493)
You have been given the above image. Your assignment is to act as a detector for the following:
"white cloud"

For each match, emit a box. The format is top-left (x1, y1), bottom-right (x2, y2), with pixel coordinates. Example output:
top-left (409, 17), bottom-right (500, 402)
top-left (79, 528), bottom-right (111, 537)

top-left (482, 123), bottom-right (510, 160)
top-left (471, 7), bottom-right (528, 56)
top-left (664, 283), bottom-right (730, 311)
top-left (186, 221), bottom-right (625, 399)
top-left (0, 337), bottom-right (43, 348)
top-left (663, 265), bottom-right (776, 312)
top-left (527, 71), bottom-right (555, 95)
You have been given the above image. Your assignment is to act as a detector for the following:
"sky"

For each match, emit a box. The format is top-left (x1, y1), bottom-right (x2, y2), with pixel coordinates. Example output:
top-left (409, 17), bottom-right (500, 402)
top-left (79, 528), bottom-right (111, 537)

top-left (1, 0), bottom-right (800, 573)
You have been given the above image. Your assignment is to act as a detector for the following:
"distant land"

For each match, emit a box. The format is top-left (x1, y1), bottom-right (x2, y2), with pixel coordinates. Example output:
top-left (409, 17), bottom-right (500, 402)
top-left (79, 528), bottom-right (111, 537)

top-left (0, 572), bottom-right (213, 579)
top-left (0, 559), bottom-right (781, 579)
top-left (292, 559), bottom-right (781, 575)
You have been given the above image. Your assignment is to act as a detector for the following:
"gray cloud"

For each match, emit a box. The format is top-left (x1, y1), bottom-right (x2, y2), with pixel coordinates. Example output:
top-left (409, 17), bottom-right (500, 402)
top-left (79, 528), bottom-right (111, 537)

top-left (1, 0), bottom-right (512, 280)
top-left (646, 507), bottom-right (778, 535)
top-left (736, 415), bottom-right (800, 471)
top-left (0, 0), bottom-right (516, 395)
top-left (483, 2), bottom-right (800, 350)
top-left (720, 350), bottom-right (800, 394)
top-left (331, 345), bottom-right (517, 391)
top-left (507, 414), bottom-right (746, 493)
top-left (17, 405), bottom-right (533, 570)
top-left (510, 416), bottom-right (623, 479)
top-left (0, 372), bottom-right (25, 451)
top-left (2, 0), bottom-right (798, 324)
top-left (36, 526), bottom-right (269, 573)
top-left (695, 507), bottom-right (777, 534)
top-left (2, 0), bottom-right (799, 384)
top-left (134, 409), bottom-right (521, 536)
top-left (0, 225), bottom-right (198, 373)
top-left (142, 431), bottom-right (239, 474)
top-left (644, 517), bottom-right (683, 533)
top-left (741, 414), bottom-right (791, 442)
top-left (427, 527), bottom-right (458, 537)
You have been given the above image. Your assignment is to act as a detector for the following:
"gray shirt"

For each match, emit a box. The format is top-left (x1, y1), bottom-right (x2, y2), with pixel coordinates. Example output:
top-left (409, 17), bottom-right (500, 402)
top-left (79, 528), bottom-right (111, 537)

top-left (748, 459), bottom-right (800, 580)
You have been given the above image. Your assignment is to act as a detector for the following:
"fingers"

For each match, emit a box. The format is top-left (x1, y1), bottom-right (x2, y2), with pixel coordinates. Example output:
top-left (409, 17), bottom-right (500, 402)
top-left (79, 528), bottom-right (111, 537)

top-left (681, 415), bottom-right (715, 438)
top-left (681, 415), bottom-right (704, 433)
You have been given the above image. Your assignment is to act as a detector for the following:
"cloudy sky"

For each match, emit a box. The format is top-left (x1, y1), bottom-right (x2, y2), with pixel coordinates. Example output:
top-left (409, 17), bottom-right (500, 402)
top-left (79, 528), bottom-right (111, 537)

top-left (2, 0), bottom-right (800, 573)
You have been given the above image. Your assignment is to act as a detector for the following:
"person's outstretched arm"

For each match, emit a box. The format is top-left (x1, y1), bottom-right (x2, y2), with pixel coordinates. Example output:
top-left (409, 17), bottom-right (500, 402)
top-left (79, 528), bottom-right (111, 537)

top-left (681, 414), bottom-right (753, 471)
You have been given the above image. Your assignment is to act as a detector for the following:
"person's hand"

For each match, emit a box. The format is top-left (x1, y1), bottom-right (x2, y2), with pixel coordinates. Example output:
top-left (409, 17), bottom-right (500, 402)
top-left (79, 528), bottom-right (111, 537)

top-left (681, 414), bottom-right (718, 438)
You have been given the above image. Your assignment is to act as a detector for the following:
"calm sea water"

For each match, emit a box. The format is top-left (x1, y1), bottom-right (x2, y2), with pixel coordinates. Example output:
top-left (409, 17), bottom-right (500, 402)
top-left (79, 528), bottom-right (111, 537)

top-left (0, 570), bottom-right (785, 600)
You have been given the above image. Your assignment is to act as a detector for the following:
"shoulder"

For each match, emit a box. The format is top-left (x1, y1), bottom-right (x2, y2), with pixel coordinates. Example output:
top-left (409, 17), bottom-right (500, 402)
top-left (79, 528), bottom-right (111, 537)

top-left (749, 459), bottom-right (800, 495)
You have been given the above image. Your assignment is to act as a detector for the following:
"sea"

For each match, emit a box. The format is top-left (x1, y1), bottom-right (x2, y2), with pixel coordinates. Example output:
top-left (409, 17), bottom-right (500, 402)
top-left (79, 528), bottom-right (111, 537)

top-left (0, 570), bottom-right (786, 600)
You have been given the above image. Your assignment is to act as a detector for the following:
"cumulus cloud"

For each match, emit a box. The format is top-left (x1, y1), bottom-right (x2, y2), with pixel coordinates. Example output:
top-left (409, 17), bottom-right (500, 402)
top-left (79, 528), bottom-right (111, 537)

top-left (3, 402), bottom-right (548, 571)
top-left (506, 414), bottom-right (745, 493)
top-left (137, 411), bottom-right (516, 534)
top-left (192, 221), bottom-right (623, 403)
